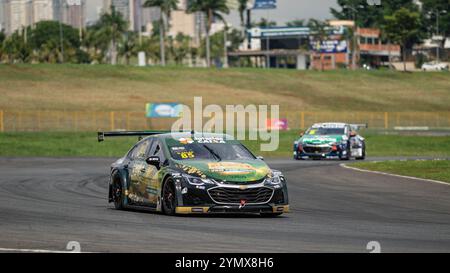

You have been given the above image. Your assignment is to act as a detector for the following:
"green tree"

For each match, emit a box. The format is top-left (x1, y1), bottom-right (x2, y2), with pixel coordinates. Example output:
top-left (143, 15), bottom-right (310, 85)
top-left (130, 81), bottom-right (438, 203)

top-left (118, 31), bottom-right (138, 65)
top-left (308, 19), bottom-right (328, 71)
top-left (28, 21), bottom-right (81, 63)
top-left (169, 32), bottom-right (191, 65)
top-left (255, 18), bottom-right (277, 28)
top-left (331, 0), bottom-right (418, 28)
top-left (421, 0), bottom-right (449, 36)
top-left (286, 19), bottom-right (305, 27)
top-left (83, 24), bottom-right (110, 63)
top-left (98, 6), bottom-right (128, 65)
top-left (238, 0), bottom-right (249, 29)
top-left (384, 8), bottom-right (422, 71)
top-left (1, 29), bottom-right (31, 63)
top-left (187, 0), bottom-right (230, 67)
top-left (143, 0), bottom-right (179, 66)
top-left (0, 30), bottom-right (5, 61)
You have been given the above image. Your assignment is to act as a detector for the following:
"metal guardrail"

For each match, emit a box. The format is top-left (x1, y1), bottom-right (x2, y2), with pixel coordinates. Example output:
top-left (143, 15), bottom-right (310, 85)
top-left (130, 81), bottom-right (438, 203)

top-left (0, 111), bottom-right (450, 132)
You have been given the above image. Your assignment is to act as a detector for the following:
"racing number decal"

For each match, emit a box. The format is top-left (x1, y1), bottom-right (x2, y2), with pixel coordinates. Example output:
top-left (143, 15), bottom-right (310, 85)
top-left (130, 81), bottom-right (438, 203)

top-left (179, 151), bottom-right (195, 159)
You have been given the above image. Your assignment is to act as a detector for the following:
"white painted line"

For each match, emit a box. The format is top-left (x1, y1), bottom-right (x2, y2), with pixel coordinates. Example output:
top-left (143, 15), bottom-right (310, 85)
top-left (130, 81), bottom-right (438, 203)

top-left (340, 164), bottom-right (450, 186)
top-left (0, 247), bottom-right (81, 253)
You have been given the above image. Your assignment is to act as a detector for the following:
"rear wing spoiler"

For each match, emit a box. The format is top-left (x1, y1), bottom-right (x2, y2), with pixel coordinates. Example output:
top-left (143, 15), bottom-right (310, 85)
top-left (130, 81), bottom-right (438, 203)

top-left (97, 131), bottom-right (169, 142)
top-left (350, 124), bottom-right (368, 131)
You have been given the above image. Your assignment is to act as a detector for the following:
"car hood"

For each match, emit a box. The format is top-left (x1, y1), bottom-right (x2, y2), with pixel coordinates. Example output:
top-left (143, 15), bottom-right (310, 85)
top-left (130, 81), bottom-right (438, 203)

top-left (300, 134), bottom-right (345, 145)
top-left (173, 159), bottom-right (271, 182)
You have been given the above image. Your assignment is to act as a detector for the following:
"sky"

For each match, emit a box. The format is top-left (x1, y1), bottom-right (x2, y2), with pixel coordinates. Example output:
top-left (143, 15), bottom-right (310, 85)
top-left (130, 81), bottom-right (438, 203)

top-left (86, 0), bottom-right (340, 27)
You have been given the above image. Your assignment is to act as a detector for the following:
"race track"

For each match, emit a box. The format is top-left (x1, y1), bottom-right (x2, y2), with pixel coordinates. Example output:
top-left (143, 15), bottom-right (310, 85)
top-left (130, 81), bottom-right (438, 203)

top-left (0, 157), bottom-right (449, 253)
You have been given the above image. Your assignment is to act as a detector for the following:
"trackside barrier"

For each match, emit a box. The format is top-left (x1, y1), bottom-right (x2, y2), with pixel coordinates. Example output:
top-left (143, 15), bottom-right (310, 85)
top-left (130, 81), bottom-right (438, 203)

top-left (0, 111), bottom-right (449, 132)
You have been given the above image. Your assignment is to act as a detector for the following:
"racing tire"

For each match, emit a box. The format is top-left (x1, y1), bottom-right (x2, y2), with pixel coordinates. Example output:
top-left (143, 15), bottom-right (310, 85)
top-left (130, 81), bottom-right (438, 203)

top-left (112, 176), bottom-right (125, 210)
top-left (260, 213), bottom-right (283, 217)
top-left (162, 178), bottom-right (177, 216)
top-left (356, 145), bottom-right (366, 160)
top-left (340, 144), bottom-right (351, 161)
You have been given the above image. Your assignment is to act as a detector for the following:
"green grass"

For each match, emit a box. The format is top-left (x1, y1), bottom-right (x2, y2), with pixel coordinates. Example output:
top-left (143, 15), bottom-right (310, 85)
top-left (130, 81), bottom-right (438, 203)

top-left (350, 160), bottom-right (450, 183)
top-left (1, 131), bottom-right (449, 158)
top-left (0, 64), bottom-right (449, 112)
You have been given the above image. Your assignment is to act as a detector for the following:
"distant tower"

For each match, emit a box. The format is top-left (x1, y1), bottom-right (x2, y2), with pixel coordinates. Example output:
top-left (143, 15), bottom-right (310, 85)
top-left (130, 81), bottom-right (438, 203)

top-left (3, 0), bottom-right (33, 34)
top-left (62, 0), bottom-right (85, 29)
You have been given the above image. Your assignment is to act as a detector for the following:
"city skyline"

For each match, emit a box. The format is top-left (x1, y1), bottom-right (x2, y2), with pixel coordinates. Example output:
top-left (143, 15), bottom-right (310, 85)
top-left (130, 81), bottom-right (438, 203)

top-left (1, 0), bottom-right (339, 33)
top-left (88, 0), bottom-right (339, 28)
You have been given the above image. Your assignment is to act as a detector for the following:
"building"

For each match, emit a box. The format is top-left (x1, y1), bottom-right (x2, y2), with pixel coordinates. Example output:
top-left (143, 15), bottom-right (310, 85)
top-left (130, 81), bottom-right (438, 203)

top-left (32, 0), bottom-right (56, 23)
top-left (61, 0), bottom-right (85, 30)
top-left (357, 28), bottom-right (401, 67)
top-left (129, 0), bottom-right (159, 33)
top-left (3, 0), bottom-right (33, 34)
top-left (103, 0), bottom-right (129, 21)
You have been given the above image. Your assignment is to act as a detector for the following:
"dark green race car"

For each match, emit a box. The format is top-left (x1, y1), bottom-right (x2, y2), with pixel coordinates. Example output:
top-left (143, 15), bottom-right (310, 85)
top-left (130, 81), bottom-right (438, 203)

top-left (98, 131), bottom-right (289, 216)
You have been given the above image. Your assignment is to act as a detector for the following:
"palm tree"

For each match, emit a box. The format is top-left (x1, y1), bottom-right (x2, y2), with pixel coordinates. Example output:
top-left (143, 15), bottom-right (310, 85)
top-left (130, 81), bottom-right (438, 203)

top-left (143, 0), bottom-right (179, 66)
top-left (98, 6), bottom-right (128, 65)
top-left (187, 0), bottom-right (230, 67)
top-left (118, 31), bottom-right (138, 65)
top-left (238, 0), bottom-right (249, 31)
top-left (308, 19), bottom-right (328, 71)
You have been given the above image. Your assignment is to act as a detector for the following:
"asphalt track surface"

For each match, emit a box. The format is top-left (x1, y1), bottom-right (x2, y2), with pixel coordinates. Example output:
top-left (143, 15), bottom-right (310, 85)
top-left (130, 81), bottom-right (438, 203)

top-left (0, 157), bottom-right (449, 253)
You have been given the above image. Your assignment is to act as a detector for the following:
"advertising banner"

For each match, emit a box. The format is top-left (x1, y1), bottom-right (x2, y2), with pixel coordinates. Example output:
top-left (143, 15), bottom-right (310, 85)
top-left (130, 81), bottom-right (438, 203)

top-left (252, 0), bottom-right (277, 10)
top-left (266, 118), bottom-right (288, 130)
top-left (146, 103), bottom-right (183, 118)
top-left (310, 40), bottom-right (348, 53)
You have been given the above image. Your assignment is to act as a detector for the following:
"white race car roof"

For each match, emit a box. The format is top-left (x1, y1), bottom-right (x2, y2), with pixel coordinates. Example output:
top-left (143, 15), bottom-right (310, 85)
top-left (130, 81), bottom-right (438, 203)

top-left (311, 123), bottom-right (347, 129)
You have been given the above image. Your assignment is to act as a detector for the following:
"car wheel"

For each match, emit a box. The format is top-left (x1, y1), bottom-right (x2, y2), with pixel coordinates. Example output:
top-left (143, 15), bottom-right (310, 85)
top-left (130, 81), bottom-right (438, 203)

top-left (162, 178), bottom-right (177, 216)
top-left (112, 178), bottom-right (125, 210)
top-left (340, 145), bottom-right (351, 160)
top-left (260, 213), bottom-right (283, 217)
top-left (356, 145), bottom-right (366, 160)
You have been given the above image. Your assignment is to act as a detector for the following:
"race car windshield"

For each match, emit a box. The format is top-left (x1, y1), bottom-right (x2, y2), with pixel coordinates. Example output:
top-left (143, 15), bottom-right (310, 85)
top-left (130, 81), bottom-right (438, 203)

top-left (168, 143), bottom-right (255, 161)
top-left (306, 127), bottom-right (345, 135)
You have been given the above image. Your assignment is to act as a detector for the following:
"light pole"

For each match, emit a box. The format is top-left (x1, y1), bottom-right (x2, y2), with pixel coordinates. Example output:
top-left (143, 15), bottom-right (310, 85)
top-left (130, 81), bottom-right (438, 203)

top-left (223, 24), bottom-right (229, 68)
top-left (59, 1), bottom-right (65, 63)
top-left (428, 9), bottom-right (447, 63)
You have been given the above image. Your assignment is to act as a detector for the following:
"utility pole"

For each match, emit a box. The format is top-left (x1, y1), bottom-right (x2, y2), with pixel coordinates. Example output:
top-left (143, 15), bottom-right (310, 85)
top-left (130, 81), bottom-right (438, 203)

top-left (223, 25), bottom-right (229, 68)
top-left (59, 20), bottom-right (64, 63)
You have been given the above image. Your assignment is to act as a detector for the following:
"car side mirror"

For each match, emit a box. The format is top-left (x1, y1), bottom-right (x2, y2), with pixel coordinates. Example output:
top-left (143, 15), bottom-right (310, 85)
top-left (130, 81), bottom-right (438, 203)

top-left (257, 156), bottom-right (264, 161)
top-left (146, 156), bottom-right (161, 169)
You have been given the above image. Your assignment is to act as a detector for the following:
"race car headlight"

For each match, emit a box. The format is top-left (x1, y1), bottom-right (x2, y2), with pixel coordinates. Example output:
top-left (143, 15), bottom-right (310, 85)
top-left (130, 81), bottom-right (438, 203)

top-left (265, 171), bottom-right (284, 185)
top-left (183, 175), bottom-right (215, 186)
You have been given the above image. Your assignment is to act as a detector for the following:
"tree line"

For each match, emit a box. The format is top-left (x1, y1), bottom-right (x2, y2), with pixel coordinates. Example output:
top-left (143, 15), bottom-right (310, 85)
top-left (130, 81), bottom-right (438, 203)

top-left (0, 0), bottom-right (447, 67)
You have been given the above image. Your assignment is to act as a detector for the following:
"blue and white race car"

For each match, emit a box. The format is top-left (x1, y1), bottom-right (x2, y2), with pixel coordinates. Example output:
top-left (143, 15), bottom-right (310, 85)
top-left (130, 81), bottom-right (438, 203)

top-left (293, 123), bottom-right (366, 160)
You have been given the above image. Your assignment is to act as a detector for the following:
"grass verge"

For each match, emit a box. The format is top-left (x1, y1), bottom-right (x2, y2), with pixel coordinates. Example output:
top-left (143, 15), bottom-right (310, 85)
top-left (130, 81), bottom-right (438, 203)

top-left (1, 64), bottom-right (450, 112)
top-left (0, 131), bottom-right (449, 158)
top-left (349, 160), bottom-right (450, 183)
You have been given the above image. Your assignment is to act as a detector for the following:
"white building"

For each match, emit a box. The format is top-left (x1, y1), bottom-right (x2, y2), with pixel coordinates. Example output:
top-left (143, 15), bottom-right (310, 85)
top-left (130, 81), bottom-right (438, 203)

top-left (61, 0), bottom-right (85, 29)
top-left (32, 0), bottom-right (55, 23)
top-left (3, 0), bottom-right (33, 34)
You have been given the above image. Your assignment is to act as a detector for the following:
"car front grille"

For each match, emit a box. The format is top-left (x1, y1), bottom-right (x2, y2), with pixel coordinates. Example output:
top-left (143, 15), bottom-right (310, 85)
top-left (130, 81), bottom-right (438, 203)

top-left (208, 187), bottom-right (274, 205)
top-left (303, 146), bottom-right (332, 154)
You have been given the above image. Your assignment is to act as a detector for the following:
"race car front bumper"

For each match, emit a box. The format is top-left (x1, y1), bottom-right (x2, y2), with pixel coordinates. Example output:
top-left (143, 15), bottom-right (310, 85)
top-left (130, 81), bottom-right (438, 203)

top-left (294, 143), bottom-right (347, 159)
top-left (175, 205), bottom-right (290, 214)
top-left (175, 179), bottom-right (289, 214)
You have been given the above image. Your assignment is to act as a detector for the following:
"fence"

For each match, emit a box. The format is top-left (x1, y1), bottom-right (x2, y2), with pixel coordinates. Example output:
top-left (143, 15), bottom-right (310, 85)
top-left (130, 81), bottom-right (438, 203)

top-left (0, 110), bottom-right (450, 132)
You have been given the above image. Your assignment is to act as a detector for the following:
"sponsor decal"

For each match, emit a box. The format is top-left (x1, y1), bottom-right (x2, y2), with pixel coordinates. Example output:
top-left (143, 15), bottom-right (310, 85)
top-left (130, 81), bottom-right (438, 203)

top-left (178, 137), bottom-right (194, 144)
top-left (208, 162), bottom-right (257, 176)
